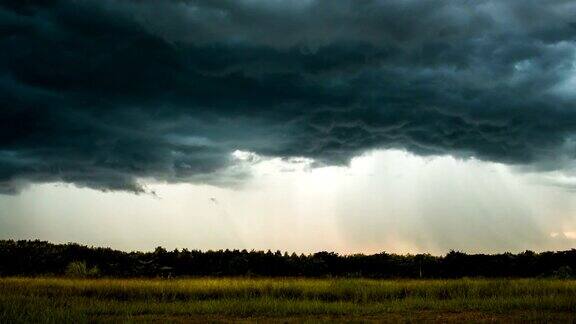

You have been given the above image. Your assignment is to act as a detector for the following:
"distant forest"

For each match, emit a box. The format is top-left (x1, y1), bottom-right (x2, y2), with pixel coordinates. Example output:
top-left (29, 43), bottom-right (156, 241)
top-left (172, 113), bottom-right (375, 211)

top-left (1, 240), bottom-right (575, 278)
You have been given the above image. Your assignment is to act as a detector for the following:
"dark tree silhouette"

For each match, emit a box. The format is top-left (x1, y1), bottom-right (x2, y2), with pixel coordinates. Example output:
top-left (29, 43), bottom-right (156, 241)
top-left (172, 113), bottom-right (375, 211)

top-left (0, 240), bottom-right (575, 278)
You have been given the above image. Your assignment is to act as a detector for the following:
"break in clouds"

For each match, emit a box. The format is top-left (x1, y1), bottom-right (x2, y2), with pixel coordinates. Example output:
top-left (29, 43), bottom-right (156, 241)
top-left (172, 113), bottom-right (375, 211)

top-left (1, 0), bottom-right (576, 194)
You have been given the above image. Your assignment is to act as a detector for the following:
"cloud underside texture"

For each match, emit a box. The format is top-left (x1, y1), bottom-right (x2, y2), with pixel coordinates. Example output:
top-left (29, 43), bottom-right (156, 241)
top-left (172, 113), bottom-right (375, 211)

top-left (1, 0), bottom-right (576, 193)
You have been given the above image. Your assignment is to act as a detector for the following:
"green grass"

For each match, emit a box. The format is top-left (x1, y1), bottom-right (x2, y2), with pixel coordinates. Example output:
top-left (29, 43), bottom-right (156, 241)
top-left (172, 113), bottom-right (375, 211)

top-left (1, 278), bottom-right (576, 323)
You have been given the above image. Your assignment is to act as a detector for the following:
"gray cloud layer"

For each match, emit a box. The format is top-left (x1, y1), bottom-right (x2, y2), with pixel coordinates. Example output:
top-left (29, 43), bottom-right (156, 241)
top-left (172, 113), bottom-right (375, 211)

top-left (1, 0), bottom-right (576, 193)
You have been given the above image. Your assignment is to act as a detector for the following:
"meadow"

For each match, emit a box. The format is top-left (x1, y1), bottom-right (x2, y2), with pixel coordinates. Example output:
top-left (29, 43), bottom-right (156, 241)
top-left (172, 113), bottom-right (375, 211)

top-left (1, 278), bottom-right (576, 323)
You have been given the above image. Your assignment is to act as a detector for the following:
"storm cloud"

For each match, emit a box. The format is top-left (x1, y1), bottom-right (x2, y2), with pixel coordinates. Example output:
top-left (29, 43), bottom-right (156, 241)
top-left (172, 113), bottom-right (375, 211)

top-left (1, 0), bottom-right (576, 193)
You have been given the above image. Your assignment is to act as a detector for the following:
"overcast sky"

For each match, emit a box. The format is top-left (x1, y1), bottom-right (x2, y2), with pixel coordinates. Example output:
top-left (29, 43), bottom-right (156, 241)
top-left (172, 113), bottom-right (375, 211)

top-left (1, 0), bottom-right (576, 254)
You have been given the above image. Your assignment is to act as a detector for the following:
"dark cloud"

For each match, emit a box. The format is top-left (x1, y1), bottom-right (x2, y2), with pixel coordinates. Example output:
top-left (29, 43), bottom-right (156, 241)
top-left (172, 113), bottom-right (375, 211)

top-left (1, 0), bottom-right (576, 193)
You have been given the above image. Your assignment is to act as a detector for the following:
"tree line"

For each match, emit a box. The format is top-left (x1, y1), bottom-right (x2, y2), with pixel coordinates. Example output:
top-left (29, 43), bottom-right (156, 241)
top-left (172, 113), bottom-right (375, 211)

top-left (0, 240), bottom-right (574, 278)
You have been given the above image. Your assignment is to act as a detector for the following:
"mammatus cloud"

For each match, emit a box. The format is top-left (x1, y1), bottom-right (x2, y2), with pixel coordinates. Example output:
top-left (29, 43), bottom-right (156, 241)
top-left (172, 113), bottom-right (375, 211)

top-left (1, 0), bottom-right (576, 193)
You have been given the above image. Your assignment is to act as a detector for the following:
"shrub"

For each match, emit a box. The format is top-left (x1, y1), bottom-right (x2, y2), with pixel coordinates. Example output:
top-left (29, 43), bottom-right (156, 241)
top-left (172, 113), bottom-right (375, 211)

top-left (552, 266), bottom-right (573, 279)
top-left (65, 261), bottom-right (100, 278)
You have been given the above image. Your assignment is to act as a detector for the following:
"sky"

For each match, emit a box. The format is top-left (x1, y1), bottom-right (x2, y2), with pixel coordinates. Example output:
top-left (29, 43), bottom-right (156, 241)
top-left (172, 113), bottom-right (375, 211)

top-left (1, 0), bottom-right (576, 254)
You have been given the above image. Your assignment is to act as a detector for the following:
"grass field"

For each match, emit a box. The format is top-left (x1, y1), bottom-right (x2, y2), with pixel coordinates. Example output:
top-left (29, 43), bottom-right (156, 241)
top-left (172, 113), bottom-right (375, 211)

top-left (1, 278), bottom-right (576, 323)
